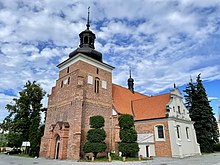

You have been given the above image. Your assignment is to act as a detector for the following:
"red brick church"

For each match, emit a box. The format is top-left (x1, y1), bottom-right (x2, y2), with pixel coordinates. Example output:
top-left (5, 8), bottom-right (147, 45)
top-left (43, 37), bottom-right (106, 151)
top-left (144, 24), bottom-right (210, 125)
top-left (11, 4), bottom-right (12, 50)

top-left (40, 12), bottom-right (201, 160)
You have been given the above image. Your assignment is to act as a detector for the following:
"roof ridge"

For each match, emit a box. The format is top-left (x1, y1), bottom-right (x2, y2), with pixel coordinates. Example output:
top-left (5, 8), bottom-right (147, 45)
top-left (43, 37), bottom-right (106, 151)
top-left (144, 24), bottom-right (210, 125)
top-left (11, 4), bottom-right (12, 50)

top-left (112, 83), bottom-right (148, 97)
top-left (132, 92), bottom-right (170, 102)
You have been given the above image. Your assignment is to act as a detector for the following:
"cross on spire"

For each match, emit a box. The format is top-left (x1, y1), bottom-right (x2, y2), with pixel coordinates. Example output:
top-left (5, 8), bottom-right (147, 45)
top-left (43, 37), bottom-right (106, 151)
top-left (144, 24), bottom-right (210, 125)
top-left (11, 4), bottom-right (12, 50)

top-left (86, 6), bottom-right (90, 30)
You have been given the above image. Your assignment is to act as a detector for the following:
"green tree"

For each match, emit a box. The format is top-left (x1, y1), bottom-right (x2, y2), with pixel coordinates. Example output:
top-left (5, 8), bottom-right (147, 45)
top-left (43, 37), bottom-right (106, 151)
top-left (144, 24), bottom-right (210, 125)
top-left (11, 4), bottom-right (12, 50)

top-left (2, 81), bottom-right (46, 156)
top-left (118, 114), bottom-right (139, 157)
top-left (83, 115), bottom-right (107, 159)
top-left (184, 74), bottom-right (219, 152)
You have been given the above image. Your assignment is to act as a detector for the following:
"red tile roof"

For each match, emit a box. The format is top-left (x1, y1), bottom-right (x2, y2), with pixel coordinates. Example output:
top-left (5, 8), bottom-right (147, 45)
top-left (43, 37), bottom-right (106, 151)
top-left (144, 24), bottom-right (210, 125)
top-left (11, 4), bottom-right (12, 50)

top-left (112, 84), bottom-right (148, 115)
top-left (112, 84), bottom-right (170, 121)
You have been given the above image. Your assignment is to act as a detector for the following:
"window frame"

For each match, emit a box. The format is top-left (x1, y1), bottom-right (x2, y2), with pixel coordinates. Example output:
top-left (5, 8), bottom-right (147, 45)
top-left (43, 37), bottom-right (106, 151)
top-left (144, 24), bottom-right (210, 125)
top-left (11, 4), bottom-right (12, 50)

top-left (186, 127), bottom-right (190, 140)
top-left (94, 77), bottom-right (100, 93)
top-left (176, 125), bottom-right (181, 139)
top-left (154, 124), bottom-right (165, 141)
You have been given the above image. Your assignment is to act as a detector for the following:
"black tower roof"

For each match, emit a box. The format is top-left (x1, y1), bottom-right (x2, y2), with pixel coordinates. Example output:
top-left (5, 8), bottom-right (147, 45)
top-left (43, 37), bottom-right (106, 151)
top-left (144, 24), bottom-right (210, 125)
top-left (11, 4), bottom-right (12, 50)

top-left (69, 7), bottom-right (102, 62)
top-left (128, 69), bottom-right (134, 93)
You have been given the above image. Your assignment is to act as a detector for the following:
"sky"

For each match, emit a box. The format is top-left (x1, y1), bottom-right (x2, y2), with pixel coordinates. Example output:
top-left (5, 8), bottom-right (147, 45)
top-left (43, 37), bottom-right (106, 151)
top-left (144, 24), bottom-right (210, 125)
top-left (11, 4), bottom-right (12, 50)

top-left (0, 0), bottom-right (220, 122)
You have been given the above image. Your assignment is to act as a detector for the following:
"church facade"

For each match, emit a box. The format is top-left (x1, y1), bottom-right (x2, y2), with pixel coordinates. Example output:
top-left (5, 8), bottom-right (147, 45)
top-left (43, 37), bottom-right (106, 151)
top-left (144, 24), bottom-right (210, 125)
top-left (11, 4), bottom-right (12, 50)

top-left (39, 15), bottom-right (201, 160)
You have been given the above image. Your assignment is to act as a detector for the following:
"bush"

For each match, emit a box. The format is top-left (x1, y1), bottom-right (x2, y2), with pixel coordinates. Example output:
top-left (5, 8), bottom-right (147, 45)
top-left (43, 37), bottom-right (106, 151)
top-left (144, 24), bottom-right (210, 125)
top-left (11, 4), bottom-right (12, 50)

top-left (118, 142), bottom-right (139, 157)
top-left (83, 142), bottom-right (107, 154)
top-left (87, 129), bottom-right (106, 142)
top-left (83, 115), bottom-right (107, 159)
top-left (90, 116), bottom-right (105, 128)
top-left (118, 114), bottom-right (134, 129)
top-left (213, 143), bottom-right (220, 152)
top-left (118, 114), bottom-right (139, 157)
top-left (120, 129), bottom-right (137, 142)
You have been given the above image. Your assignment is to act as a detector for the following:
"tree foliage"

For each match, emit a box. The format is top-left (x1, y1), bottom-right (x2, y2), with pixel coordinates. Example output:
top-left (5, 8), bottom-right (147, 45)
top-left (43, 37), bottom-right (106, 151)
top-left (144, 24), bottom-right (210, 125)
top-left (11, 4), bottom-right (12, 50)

top-left (118, 114), bottom-right (139, 157)
top-left (83, 115), bottom-right (107, 158)
top-left (87, 129), bottom-right (106, 142)
top-left (184, 74), bottom-right (219, 152)
top-left (90, 115), bottom-right (105, 128)
top-left (1, 81), bottom-right (46, 156)
top-left (118, 114), bottom-right (134, 129)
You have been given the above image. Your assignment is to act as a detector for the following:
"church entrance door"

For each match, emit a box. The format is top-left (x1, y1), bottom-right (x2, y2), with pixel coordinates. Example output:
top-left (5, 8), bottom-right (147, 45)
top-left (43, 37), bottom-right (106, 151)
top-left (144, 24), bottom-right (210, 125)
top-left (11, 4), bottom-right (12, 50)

top-left (55, 136), bottom-right (60, 159)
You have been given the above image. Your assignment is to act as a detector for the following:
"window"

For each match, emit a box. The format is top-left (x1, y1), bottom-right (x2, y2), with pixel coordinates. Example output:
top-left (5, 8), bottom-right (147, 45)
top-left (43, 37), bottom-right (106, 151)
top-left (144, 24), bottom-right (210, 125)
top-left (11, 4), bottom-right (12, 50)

top-left (61, 81), bottom-right (63, 88)
top-left (176, 125), bottom-right (181, 139)
top-left (157, 125), bottom-right (164, 138)
top-left (186, 127), bottom-right (190, 140)
top-left (102, 80), bottom-right (107, 89)
top-left (84, 36), bottom-right (88, 43)
top-left (67, 67), bottom-right (69, 73)
top-left (178, 106), bottom-right (181, 113)
top-left (94, 78), bottom-right (100, 93)
top-left (88, 75), bottom-right (93, 84)
top-left (97, 68), bottom-right (99, 74)
top-left (68, 77), bottom-right (70, 84)
top-left (173, 106), bottom-right (175, 112)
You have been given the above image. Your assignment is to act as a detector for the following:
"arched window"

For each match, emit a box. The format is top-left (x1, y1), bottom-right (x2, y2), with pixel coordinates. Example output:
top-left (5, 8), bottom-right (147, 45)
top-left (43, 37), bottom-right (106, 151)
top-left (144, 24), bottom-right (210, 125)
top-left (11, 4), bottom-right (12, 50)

top-left (61, 81), bottom-right (63, 88)
top-left (186, 127), bottom-right (190, 139)
top-left (94, 77), bottom-right (100, 93)
top-left (84, 36), bottom-right (88, 44)
top-left (176, 125), bottom-right (181, 139)
top-left (157, 125), bottom-right (164, 138)
top-left (178, 106), bottom-right (181, 113)
top-left (67, 77), bottom-right (70, 85)
top-left (154, 125), bottom-right (165, 141)
top-left (55, 135), bottom-right (60, 159)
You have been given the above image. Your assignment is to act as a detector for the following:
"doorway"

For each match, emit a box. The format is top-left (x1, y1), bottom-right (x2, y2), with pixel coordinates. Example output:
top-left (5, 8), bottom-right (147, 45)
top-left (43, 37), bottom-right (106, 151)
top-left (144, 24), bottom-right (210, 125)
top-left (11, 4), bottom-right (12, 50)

top-left (55, 136), bottom-right (60, 159)
top-left (146, 146), bottom-right (149, 157)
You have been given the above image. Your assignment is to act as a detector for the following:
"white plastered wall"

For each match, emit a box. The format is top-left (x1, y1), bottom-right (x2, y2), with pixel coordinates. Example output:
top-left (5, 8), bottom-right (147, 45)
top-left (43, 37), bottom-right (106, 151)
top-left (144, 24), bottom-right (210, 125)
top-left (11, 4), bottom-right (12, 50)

top-left (167, 88), bottom-right (201, 158)
top-left (137, 134), bottom-right (155, 157)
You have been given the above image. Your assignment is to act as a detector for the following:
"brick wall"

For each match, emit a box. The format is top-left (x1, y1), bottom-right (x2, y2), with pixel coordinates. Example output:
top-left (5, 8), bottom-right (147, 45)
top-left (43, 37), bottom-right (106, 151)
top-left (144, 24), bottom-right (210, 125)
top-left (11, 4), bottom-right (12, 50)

top-left (135, 119), bottom-right (172, 157)
top-left (40, 58), bottom-right (113, 160)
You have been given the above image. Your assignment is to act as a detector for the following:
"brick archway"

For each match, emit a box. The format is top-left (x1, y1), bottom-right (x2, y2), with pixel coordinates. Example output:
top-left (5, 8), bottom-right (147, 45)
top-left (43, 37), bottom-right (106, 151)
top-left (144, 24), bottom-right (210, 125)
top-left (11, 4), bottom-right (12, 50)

top-left (54, 135), bottom-right (60, 159)
top-left (48, 122), bottom-right (70, 159)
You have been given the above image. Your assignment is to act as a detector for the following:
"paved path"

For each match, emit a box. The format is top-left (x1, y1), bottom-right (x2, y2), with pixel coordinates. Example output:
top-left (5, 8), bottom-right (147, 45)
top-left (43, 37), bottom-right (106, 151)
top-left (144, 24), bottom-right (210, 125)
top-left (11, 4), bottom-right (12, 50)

top-left (0, 153), bottom-right (220, 165)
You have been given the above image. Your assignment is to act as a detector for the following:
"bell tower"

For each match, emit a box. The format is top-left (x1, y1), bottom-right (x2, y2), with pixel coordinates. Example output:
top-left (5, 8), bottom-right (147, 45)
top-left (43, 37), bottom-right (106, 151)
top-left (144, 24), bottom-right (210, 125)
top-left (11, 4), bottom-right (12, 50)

top-left (40, 8), bottom-right (114, 160)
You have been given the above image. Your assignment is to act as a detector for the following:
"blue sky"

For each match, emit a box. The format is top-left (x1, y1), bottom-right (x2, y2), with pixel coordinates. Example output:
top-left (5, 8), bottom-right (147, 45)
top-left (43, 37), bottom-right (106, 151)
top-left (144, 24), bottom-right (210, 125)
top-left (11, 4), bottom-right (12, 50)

top-left (0, 0), bottom-right (220, 122)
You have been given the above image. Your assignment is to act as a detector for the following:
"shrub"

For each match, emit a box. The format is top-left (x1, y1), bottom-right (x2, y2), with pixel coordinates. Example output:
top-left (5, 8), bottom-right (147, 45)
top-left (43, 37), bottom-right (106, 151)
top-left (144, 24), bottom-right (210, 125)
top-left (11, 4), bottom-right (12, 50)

top-left (90, 116), bottom-right (105, 128)
top-left (118, 114), bottom-right (134, 129)
top-left (213, 143), bottom-right (220, 152)
top-left (118, 114), bottom-right (139, 157)
top-left (120, 129), bottom-right (137, 142)
top-left (87, 129), bottom-right (106, 142)
top-left (83, 115), bottom-right (107, 159)
top-left (118, 142), bottom-right (139, 157)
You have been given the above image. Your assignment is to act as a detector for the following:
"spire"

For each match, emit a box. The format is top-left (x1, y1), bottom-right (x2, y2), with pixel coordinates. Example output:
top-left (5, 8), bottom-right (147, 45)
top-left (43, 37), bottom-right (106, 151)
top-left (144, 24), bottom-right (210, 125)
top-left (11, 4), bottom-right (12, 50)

top-left (129, 68), bottom-right (132, 78)
top-left (174, 83), bottom-right (176, 88)
top-left (86, 6), bottom-right (90, 30)
top-left (69, 7), bottom-right (103, 62)
top-left (128, 68), bottom-right (134, 93)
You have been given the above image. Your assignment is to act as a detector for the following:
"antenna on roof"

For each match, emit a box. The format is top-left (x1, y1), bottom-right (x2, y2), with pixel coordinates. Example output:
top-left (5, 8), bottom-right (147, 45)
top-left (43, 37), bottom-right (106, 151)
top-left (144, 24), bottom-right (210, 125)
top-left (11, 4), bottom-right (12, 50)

top-left (86, 6), bottom-right (90, 30)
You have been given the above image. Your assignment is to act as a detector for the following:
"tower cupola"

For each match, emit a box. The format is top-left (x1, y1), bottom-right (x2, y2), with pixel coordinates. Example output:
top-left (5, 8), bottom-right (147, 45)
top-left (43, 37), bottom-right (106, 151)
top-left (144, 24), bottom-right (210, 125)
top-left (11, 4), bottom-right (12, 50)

top-left (128, 69), bottom-right (134, 93)
top-left (69, 7), bottom-right (102, 62)
top-left (79, 7), bottom-right (96, 49)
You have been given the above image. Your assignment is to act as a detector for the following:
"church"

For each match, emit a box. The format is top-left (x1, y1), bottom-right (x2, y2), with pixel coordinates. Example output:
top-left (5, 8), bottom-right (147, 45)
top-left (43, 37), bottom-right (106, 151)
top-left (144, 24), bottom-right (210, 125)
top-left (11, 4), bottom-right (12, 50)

top-left (39, 12), bottom-right (201, 160)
